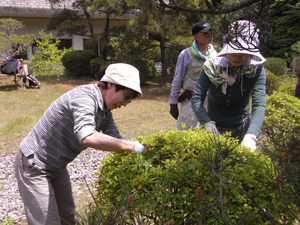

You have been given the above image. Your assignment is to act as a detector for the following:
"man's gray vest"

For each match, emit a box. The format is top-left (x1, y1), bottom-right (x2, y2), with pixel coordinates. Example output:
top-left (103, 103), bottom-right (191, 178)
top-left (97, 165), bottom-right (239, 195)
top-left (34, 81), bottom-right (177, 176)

top-left (183, 47), bottom-right (206, 92)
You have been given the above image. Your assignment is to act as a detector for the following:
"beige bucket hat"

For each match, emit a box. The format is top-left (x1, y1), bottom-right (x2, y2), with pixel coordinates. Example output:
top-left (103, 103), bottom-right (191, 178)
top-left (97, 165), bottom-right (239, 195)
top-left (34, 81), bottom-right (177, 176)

top-left (101, 63), bottom-right (143, 98)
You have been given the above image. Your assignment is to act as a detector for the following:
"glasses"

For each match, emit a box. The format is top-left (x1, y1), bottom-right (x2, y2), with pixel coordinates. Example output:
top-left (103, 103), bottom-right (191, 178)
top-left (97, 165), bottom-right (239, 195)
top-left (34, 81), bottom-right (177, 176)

top-left (124, 89), bottom-right (132, 104)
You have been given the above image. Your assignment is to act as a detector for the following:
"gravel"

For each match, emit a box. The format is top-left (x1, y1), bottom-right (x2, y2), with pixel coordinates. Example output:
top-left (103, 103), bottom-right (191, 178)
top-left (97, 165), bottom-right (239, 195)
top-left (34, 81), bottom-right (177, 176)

top-left (0, 149), bottom-right (110, 224)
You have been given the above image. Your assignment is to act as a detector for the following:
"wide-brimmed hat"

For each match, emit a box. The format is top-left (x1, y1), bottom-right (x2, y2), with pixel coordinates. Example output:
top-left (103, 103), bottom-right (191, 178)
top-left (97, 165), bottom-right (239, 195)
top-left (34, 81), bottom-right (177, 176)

top-left (192, 21), bottom-right (212, 35)
top-left (101, 63), bottom-right (143, 98)
top-left (218, 20), bottom-right (266, 64)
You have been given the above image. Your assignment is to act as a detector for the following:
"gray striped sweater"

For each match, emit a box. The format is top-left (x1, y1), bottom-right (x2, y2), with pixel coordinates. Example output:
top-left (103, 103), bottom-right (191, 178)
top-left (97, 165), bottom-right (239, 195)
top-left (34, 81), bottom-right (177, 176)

top-left (19, 84), bottom-right (122, 171)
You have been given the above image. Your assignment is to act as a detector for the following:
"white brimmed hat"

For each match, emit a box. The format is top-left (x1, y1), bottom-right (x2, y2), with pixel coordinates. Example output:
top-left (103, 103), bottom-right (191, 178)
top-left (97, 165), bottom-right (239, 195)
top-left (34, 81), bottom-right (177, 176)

top-left (218, 20), bottom-right (266, 64)
top-left (101, 63), bottom-right (143, 98)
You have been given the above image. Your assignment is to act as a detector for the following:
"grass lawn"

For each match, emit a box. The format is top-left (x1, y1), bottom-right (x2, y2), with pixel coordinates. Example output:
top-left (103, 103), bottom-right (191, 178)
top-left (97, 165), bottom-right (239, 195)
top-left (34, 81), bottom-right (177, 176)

top-left (0, 74), bottom-right (177, 154)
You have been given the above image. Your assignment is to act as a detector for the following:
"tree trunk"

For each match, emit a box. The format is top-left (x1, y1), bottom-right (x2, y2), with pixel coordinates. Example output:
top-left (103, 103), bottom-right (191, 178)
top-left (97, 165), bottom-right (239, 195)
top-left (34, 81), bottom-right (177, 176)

top-left (83, 9), bottom-right (99, 57)
top-left (102, 15), bottom-right (110, 61)
top-left (159, 34), bottom-right (168, 87)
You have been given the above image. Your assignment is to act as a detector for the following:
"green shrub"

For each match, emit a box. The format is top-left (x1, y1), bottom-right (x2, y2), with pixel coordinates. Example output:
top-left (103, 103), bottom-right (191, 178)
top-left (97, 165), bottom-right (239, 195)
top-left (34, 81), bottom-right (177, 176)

top-left (90, 58), bottom-right (109, 80)
top-left (261, 92), bottom-right (300, 151)
top-left (260, 92), bottom-right (300, 219)
top-left (93, 129), bottom-right (295, 224)
top-left (127, 58), bottom-right (156, 84)
top-left (265, 69), bottom-right (281, 95)
top-left (27, 30), bottom-right (72, 76)
top-left (61, 50), bottom-right (96, 77)
top-left (279, 85), bottom-right (295, 96)
top-left (264, 57), bottom-right (287, 76)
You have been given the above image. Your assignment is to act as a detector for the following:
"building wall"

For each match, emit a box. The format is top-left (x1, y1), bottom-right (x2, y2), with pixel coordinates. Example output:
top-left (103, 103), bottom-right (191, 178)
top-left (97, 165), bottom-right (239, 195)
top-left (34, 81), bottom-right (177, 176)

top-left (0, 0), bottom-right (130, 60)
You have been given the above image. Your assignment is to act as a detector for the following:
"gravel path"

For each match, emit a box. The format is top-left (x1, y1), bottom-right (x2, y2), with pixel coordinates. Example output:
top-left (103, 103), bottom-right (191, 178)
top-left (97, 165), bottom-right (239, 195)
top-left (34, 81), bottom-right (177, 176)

top-left (0, 149), bottom-right (110, 224)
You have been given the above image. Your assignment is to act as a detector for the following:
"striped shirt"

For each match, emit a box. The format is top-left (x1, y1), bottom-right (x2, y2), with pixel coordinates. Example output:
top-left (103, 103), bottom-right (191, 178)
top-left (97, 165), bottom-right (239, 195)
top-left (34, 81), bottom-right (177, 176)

top-left (20, 84), bottom-right (122, 171)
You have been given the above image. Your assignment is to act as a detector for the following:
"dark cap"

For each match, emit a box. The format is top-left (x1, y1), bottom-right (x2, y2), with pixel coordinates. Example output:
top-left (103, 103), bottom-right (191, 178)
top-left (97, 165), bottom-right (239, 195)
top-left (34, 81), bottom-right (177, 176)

top-left (192, 21), bottom-right (211, 35)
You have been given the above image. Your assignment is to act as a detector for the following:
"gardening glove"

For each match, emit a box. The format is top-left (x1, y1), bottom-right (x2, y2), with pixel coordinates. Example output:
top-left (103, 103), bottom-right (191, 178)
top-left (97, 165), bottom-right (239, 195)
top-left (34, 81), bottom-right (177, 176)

top-left (204, 121), bottom-right (220, 136)
top-left (134, 141), bottom-right (146, 154)
top-left (177, 90), bottom-right (193, 103)
top-left (170, 104), bottom-right (179, 120)
top-left (241, 134), bottom-right (257, 151)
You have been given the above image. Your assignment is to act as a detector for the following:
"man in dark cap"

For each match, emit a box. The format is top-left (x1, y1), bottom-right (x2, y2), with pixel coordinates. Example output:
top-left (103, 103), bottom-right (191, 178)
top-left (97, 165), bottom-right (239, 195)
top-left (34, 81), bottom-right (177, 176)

top-left (169, 21), bottom-right (217, 130)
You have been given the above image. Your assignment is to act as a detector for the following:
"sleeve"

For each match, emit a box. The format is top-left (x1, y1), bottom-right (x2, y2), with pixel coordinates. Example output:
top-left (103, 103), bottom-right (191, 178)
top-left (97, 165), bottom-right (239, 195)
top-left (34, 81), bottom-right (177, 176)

top-left (170, 50), bottom-right (189, 104)
top-left (69, 91), bottom-right (99, 143)
top-left (247, 65), bottom-right (266, 137)
top-left (191, 68), bottom-right (213, 125)
top-left (102, 110), bottom-right (122, 139)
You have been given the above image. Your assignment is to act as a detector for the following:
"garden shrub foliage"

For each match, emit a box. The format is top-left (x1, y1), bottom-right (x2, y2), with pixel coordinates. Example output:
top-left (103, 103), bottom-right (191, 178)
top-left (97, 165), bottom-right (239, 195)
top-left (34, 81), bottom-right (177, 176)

top-left (90, 58), bottom-right (108, 80)
top-left (265, 69), bottom-right (280, 95)
top-left (261, 92), bottom-right (300, 221)
top-left (93, 129), bottom-right (295, 224)
top-left (61, 50), bottom-right (96, 77)
top-left (263, 57), bottom-right (287, 76)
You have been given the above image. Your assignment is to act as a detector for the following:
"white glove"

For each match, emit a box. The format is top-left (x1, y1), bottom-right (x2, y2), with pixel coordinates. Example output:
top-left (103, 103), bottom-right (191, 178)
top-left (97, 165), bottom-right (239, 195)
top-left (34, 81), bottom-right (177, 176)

top-left (203, 121), bottom-right (220, 136)
top-left (241, 134), bottom-right (257, 151)
top-left (134, 141), bottom-right (146, 154)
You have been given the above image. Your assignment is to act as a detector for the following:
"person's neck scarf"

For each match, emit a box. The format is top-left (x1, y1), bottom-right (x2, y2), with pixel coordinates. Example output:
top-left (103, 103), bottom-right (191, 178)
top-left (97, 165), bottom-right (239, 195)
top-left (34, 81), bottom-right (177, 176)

top-left (203, 57), bottom-right (258, 95)
top-left (191, 42), bottom-right (208, 61)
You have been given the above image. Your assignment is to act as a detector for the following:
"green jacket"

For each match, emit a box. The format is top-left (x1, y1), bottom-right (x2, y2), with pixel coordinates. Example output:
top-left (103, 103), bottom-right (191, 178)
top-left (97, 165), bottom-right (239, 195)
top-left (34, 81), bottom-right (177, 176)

top-left (192, 64), bottom-right (266, 137)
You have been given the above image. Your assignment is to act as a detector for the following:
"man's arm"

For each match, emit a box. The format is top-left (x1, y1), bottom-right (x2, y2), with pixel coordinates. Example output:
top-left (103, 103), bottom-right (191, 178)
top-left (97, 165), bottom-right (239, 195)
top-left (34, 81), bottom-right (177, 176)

top-left (81, 132), bottom-right (136, 153)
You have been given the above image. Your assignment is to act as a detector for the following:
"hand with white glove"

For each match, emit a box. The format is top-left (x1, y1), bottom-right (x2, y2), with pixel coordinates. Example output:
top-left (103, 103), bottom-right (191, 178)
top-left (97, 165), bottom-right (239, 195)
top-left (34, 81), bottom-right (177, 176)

top-left (203, 121), bottom-right (220, 136)
top-left (241, 133), bottom-right (257, 151)
top-left (134, 141), bottom-right (146, 154)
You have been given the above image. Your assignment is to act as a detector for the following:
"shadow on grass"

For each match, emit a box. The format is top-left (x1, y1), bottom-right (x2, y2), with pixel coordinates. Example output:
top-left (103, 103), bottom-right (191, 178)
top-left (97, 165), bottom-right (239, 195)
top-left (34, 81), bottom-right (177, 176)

top-left (0, 84), bottom-right (18, 91)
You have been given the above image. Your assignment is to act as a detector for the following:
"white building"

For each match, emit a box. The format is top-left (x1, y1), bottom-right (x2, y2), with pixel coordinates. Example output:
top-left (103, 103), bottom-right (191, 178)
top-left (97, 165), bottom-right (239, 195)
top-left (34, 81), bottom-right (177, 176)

top-left (0, 0), bottom-right (130, 60)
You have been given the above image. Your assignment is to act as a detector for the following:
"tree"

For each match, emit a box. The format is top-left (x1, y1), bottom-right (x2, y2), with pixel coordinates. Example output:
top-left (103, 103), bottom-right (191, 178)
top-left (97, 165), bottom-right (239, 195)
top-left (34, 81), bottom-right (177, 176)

top-left (27, 30), bottom-right (72, 76)
top-left (46, 0), bottom-right (99, 57)
top-left (47, 0), bottom-right (129, 60)
top-left (0, 18), bottom-right (35, 58)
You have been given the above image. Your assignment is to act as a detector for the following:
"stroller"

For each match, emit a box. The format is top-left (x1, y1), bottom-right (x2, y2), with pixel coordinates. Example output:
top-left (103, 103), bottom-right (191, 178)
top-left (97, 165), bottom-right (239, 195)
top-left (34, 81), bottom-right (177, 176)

top-left (22, 74), bottom-right (41, 89)
top-left (0, 58), bottom-right (41, 89)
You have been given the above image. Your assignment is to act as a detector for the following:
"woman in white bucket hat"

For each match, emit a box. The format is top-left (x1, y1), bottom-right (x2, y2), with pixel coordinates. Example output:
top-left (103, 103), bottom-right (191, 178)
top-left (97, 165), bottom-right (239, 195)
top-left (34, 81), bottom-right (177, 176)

top-left (15, 63), bottom-right (145, 225)
top-left (192, 20), bottom-right (266, 151)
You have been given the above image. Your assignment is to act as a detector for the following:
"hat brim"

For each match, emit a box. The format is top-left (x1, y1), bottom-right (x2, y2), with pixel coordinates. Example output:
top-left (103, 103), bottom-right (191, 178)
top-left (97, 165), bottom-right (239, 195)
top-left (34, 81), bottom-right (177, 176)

top-left (218, 43), bottom-right (266, 63)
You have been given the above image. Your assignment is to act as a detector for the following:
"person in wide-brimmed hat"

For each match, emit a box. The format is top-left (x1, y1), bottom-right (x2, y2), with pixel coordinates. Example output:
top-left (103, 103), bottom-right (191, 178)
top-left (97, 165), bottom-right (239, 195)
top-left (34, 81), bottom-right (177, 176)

top-left (15, 63), bottom-right (146, 225)
top-left (192, 20), bottom-right (267, 151)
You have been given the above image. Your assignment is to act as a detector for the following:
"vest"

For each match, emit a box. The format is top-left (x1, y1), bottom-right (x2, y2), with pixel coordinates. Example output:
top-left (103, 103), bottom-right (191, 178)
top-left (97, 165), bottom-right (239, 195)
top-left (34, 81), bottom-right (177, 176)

top-left (183, 47), bottom-right (206, 91)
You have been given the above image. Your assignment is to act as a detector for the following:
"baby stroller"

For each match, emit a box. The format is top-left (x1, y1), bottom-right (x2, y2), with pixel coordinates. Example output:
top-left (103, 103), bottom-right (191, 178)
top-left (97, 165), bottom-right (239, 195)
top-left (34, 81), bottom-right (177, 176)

top-left (21, 74), bottom-right (41, 89)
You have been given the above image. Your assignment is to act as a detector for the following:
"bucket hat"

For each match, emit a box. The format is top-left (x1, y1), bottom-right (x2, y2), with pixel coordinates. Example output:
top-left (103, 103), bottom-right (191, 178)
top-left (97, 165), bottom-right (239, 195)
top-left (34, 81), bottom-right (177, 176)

top-left (101, 63), bottom-right (143, 98)
top-left (218, 20), bottom-right (266, 64)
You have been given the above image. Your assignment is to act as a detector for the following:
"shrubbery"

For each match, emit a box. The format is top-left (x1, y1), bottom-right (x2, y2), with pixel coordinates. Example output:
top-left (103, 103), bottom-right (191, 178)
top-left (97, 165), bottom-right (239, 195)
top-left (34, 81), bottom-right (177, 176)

top-left (28, 30), bottom-right (72, 76)
top-left (264, 57), bottom-right (287, 76)
top-left (261, 92), bottom-right (300, 152)
top-left (265, 69), bottom-right (281, 95)
top-left (61, 50), bottom-right (96, 77)
top-left (260, 92), bottom-right (300, 220)
top-left (89, 129), bottom-right (295, 224)
top-left (90, 58), bottom-right (109, 80)
top-left (127, 58), bottom-right (156, 84)
top-left (280, 85), bottom-right (296, 96)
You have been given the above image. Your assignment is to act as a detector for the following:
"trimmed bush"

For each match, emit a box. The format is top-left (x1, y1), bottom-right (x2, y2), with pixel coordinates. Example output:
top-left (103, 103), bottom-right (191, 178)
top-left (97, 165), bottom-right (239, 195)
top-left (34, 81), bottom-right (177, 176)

top-left (127, 58), bottom-right (156, 84)
top-left (90, 58), bottom-right (109, 80)
top-left (93, 129), bottom-right (295, 224)
top-left (280, 85), bottom-right (296, 96)
top-left (264, 57), bottom-right (287, 76)
top-left (265, 69), bottom-right (281, 95)
top-left (61, 50), bottom-right (96, 77)
top-left (260, 92), bottom-right (300, 219)
top-left (261, 92), bottom-right (300, 152)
